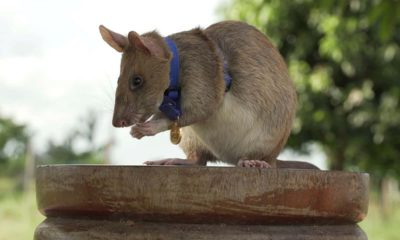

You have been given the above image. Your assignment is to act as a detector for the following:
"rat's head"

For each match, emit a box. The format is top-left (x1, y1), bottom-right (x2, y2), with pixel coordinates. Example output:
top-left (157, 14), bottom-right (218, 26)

top-left (99, 25), bottom-right (171, 128)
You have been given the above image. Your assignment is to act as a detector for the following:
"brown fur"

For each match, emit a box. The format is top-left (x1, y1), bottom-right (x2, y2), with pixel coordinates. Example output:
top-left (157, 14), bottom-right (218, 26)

top-left (99, 21), bottom-right (299, 168)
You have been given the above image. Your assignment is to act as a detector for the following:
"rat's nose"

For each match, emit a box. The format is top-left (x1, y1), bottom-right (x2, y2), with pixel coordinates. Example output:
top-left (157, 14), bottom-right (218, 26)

top-left (113, 119), bottom-right (128, 128)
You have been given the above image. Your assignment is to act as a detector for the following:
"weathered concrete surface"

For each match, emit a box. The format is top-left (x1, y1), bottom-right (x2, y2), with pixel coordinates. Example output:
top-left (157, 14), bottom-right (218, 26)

top-left (34, 218), bottom-right (367, 240)
top-left (36, 165), bottom-right (368, 224)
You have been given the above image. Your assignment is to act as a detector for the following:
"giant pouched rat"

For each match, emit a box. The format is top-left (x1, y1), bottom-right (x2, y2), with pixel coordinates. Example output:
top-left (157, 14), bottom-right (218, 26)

top-left (99, 21), bottom-right (318, 169)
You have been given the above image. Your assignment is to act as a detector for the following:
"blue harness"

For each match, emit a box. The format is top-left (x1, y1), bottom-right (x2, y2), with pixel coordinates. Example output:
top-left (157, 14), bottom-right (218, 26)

top-left (159, 37), bottom-right (232, 121)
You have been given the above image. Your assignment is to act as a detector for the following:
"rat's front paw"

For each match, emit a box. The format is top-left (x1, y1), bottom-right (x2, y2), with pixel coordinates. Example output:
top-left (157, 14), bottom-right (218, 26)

top-left (130, 125), bottom-right (145, 139)
top-left (130, 122), bottom-right (157, 139)
top-left (130, 119), bottom-right (169, 139)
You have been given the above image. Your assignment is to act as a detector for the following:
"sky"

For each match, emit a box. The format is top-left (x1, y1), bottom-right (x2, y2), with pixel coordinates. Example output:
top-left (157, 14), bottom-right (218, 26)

top-left (0, 0), bottom-right (326, 168)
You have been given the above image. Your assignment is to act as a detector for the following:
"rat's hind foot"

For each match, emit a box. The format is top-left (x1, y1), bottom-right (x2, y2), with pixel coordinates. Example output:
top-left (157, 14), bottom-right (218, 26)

top-left (237, 160), bottom-right (272, 168)
top-left (144, 158), bottom-right (199, 166)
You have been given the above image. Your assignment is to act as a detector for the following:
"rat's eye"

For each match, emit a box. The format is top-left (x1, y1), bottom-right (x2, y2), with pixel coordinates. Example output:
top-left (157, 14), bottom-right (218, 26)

top-left (129, 75), bottom-right (143, 91)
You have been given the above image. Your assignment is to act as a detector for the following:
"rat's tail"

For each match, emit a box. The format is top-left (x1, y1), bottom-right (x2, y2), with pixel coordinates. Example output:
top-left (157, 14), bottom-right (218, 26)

top-left (276, 160), bottom-right (319, 169)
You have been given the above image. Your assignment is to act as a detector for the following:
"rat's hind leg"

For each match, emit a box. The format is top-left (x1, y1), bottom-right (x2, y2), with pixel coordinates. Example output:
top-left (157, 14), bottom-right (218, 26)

top-left (143, 127), bottom-right (217, 166)
top-left (236, 153), bottom-right (278, 168)
top-left (236, 129), bottom-right (288, 168)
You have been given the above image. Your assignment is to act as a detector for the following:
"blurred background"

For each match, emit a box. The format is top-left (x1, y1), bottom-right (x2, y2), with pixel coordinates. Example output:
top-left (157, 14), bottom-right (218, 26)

top-left (1, 0), bottom-right (399, 239)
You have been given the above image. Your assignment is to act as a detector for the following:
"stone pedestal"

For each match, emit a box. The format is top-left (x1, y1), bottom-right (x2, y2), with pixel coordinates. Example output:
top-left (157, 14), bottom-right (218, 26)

top-left (34, 165), bottom-right (369, 239)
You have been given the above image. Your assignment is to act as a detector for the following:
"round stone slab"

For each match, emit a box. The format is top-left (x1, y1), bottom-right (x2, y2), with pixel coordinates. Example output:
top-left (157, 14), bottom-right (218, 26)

top-left (35, 218), bottom-right (368, 240)
top-left (36, 165), bottom-right (369, 224)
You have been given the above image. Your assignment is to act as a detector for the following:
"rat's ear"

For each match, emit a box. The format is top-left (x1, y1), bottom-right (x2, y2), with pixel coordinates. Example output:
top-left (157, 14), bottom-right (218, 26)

top-left (128, 31), bottom-right (170, 61)
top-left (128, 31), bottom-right (151, 55)
top-left (99, 25), bottom-right (128, 52)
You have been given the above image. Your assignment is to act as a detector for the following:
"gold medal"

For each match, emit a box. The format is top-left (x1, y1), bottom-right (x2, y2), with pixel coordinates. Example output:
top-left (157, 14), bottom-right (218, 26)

top-left (170, 121), bottom-right (181, 144)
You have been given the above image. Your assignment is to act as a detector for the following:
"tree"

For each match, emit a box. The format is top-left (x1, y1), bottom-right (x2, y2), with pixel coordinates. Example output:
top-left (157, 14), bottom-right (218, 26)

top-left (0, 116), bottom-right (28, 178)
top-left (38, 111), bottom-right (105, 165)
top-left (222, 0), bottom-right (400, 180)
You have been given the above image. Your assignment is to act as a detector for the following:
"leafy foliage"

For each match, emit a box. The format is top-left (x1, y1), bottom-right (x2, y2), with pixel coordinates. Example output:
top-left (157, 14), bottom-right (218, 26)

top-left (0, 111), bottom-right (105, 184)
top-left (38, 111), bottom-right (104, 165)
top-left (223, 0), bottom-right (400, 177)
top-left (0, 116), bottom-right (28, 177)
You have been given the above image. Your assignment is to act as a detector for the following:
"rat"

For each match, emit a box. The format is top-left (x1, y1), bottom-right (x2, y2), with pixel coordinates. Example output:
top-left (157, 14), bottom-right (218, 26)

top-left (99, 21), bottom-right (318, 169)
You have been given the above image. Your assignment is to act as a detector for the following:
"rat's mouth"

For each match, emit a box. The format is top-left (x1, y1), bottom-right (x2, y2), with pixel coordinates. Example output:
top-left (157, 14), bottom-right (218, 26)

top-left (113, 105), bottom-right (156, 128)
top-left (129, 112), bottom-right (154, 126)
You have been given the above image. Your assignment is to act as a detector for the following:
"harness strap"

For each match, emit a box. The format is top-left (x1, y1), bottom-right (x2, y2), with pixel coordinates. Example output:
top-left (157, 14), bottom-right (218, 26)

top-left (159, 37), bottom-right (232, 121)
top-left (159, 37), bottom-right (181, 121)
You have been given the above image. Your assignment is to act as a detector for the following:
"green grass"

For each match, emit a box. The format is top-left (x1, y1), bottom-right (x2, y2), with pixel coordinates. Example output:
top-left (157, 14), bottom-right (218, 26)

top-left (0, 189), bottom-right (44, 240)
top-left (0, 184), bottom-right (399, 240)
top-left (360, 200), bottom-right (400, 240)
